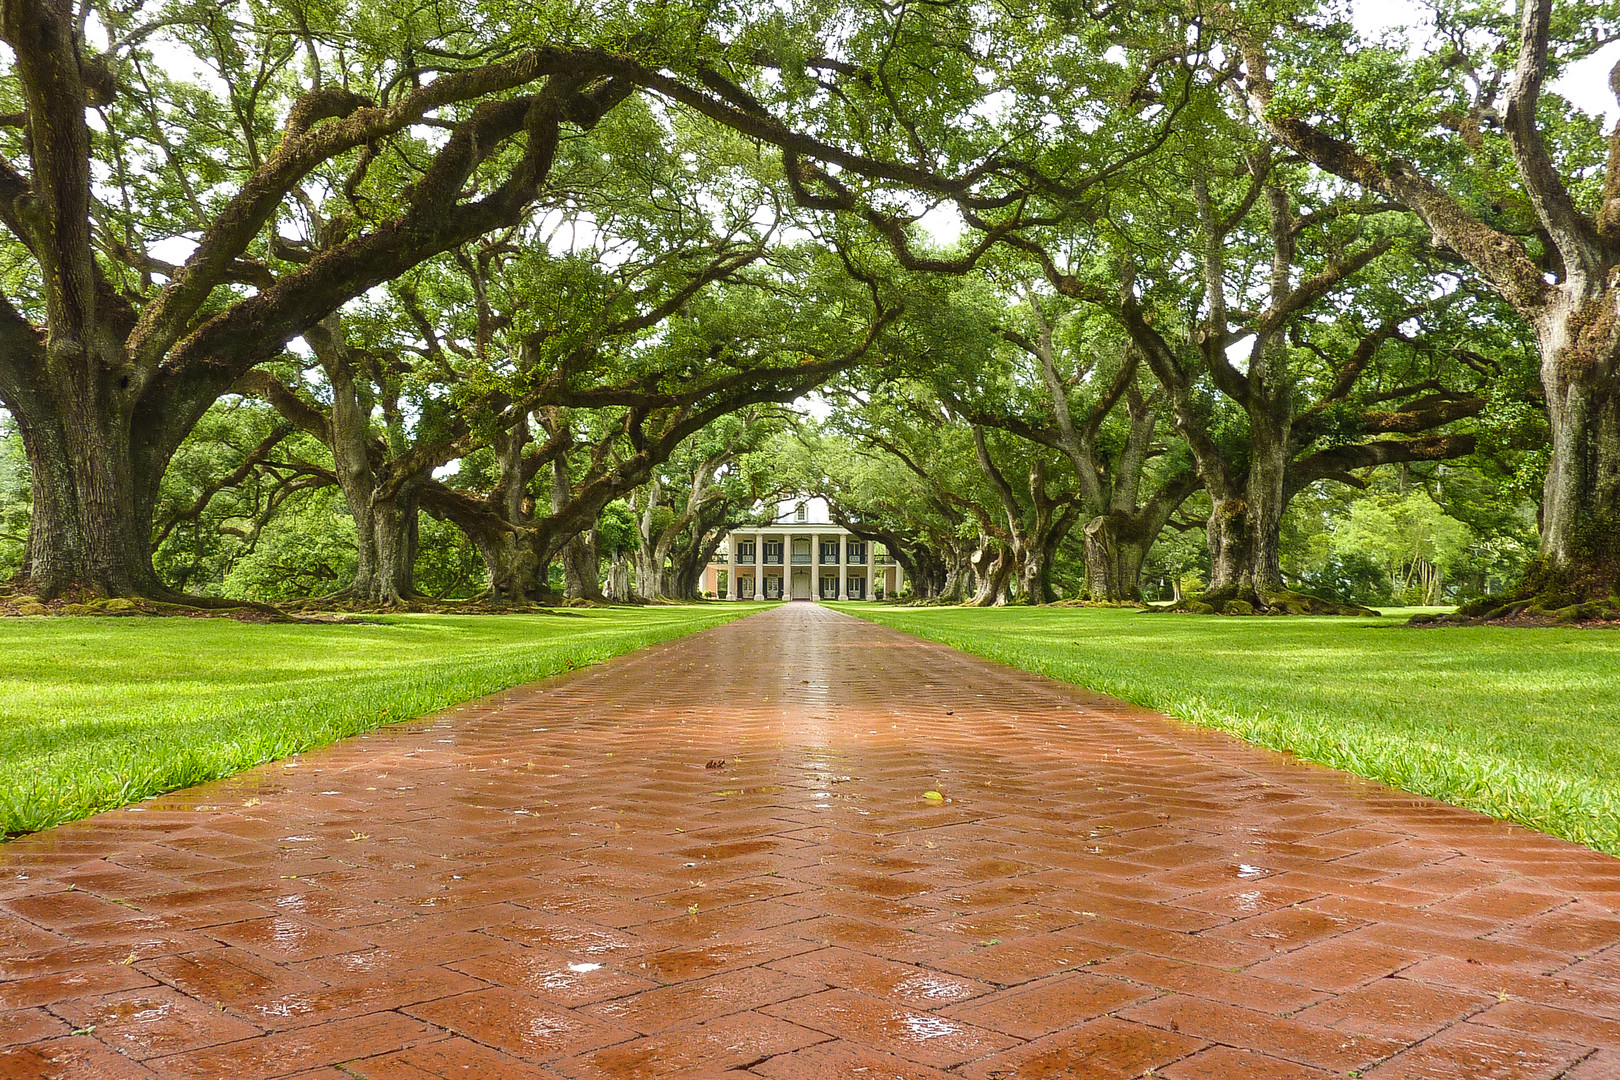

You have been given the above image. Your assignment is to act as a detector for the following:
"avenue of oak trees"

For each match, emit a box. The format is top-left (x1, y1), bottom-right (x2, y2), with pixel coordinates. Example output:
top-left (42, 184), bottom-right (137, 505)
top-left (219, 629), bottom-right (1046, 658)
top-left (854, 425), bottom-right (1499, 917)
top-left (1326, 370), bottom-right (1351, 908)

top-left (0, 0), bottom-right (1613, 618)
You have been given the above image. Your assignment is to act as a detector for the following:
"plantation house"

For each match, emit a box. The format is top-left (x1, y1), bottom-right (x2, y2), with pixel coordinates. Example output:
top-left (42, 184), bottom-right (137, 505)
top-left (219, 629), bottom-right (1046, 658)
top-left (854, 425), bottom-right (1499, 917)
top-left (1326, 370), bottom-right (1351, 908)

top-left (704, 498), bottom-right (903, 601)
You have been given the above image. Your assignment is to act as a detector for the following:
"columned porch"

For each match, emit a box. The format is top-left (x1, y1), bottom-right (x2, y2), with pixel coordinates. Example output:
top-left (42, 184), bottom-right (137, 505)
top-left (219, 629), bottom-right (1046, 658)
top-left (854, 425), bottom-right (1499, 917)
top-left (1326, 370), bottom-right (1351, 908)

top-left (722, 520), bottom-right (901, 601)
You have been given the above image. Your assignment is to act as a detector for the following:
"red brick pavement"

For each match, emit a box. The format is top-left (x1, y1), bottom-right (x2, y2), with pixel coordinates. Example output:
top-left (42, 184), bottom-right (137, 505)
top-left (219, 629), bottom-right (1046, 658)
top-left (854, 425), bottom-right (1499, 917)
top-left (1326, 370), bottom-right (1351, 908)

top-left (3, 602), bottom-right (1620, 1079)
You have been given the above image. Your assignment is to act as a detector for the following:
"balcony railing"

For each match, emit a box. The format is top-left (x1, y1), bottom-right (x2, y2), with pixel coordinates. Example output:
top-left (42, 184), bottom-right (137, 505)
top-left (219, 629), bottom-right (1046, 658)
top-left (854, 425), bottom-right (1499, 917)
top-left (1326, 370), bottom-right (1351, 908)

top-left (735, 554), bottom-right (755, 565)
top-left (790, 553), bottom-right (812, 564)
top-left (819, 556), bottom-right (839, 565)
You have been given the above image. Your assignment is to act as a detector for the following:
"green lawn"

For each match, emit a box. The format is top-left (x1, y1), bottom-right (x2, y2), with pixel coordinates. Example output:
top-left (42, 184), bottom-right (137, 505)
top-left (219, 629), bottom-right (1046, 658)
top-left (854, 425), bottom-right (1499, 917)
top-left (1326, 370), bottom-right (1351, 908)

top-left (1, 604), bottom-right (763, 838)
top-left (831, 603), bottom-right (1620, 856)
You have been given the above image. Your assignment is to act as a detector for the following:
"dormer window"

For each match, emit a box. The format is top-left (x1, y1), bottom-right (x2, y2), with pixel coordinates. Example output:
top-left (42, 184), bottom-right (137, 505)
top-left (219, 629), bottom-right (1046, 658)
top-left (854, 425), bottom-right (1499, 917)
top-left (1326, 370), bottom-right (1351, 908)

top-left (795, 503), bottom-right (807, 522)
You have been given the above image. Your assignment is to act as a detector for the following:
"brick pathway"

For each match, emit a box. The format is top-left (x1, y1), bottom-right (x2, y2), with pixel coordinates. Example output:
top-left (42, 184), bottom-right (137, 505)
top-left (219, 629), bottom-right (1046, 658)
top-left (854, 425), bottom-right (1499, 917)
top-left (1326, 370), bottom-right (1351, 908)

top-left (4, 604), bottom-right (1620, 1079)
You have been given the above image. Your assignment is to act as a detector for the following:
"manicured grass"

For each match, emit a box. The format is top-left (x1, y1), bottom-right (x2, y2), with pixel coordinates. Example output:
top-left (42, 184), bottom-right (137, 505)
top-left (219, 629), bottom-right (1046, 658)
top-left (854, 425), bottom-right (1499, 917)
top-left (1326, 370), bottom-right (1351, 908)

top-left (1, 604), bottom-right (764, 837)
top-left (831, 603), bottom-right (1620, 856)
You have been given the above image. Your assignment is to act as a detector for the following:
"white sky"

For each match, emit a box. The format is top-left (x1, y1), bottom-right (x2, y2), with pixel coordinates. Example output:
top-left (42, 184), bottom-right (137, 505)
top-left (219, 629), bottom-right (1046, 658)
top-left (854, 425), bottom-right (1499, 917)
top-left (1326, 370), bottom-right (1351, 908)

top-left (909, 0), bottom-right (1617, 253)
top-left (133, 1), bottom-right (1613, 268)
top-left (1354, 0), bottom-right (1619, 121)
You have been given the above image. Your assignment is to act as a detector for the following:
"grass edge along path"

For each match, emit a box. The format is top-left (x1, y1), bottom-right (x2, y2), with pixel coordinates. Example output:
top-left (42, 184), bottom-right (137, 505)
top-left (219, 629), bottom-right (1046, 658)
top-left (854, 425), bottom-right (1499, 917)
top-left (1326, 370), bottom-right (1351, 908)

top-left (1, 604), bottom-right (767, 839)
top-left (830, 603), bottom-right (1620, 858)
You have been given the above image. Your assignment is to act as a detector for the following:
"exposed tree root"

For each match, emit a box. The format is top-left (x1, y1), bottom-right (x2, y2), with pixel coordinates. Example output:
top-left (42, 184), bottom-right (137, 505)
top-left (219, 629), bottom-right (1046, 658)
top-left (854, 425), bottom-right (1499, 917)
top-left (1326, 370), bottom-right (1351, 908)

top-left (1412, 601), bottom-right (1620, 627)
top-left (1161, 584), bottom-right (1379, 617)
top-left (1412, 562), bottom-right (1620, 627)
top-left (0, 586), bottom-right (627, 620)
top-left (1047, 598), bottom-right (1148, 609)
top-left (0, 586), bottom-right (298, 622)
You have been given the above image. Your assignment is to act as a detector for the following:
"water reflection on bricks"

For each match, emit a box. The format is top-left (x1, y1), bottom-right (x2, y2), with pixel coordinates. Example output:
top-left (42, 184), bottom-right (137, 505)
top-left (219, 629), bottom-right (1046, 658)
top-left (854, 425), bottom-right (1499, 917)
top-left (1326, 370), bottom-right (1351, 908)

top-left (3, 603), bottom-right (1618, 1078)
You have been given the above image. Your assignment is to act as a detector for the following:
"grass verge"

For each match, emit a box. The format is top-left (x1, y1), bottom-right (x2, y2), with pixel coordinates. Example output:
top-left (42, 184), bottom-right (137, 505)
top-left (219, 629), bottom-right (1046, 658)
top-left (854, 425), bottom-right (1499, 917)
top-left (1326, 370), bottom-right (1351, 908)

top-left (830, 603), bottom-right (1620, 856)
top-left (1, 604), bottom-right (765, 838)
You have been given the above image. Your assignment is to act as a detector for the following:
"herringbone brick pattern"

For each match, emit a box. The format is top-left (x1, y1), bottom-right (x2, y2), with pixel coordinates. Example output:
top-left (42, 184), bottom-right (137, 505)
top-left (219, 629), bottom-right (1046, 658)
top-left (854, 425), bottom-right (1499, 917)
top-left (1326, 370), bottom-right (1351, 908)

top-left (3, 603), bottom-right (1619, 1078)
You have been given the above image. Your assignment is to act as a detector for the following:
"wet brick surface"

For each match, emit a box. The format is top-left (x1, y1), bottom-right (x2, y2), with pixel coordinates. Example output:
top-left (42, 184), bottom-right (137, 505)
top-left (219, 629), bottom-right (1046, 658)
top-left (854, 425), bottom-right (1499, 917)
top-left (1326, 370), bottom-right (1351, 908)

top-left (3, 602), bottom-right (1619, 1078)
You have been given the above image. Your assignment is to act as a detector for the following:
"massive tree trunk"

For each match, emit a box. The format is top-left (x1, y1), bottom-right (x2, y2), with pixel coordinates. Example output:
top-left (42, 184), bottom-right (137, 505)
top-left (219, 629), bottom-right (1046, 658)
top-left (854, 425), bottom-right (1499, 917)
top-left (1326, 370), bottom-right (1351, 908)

top-left (552, 455), bottom-right (602, 601)
top-left (667, 557), bottom-right (700, 600)
top-left (898, 556), bottom-right (929, 598)
top-left (897, 538), bottom-right (951, 601)
top-left (902, 547), bottom-right (939, 599)
top-left (1190, 181), bottom-right (1303, 612)
top-left (1531, 299), bottom-right (1620, 602)
top-left (480, 415), bottom-right (538, 603)
top-left (1202, 408), bottom-right (1289, 605)
top-left (1087, 388), bottom-right (1203, 603)
top-left (356, 487), bottom-right (425, 606)
top-left (633, 554), bottom-right (664, 600)
top-left (333, 474), bottom-right (427, 608)
top-left (1191, 399), bottom-right (1375, 615)
top-left (971, 425), bottom-right (1078, 606)
top-left (1035, 503), bottom-right (1082, 601)
top-left (670, 518), bottom-right (732, 600)
top-left (1082, 514), bottom-right (1154, 602)
top-left (605, 550), bottom-right (632, 601)
top-left (304, 317), bottom-right (429, 606)
top-left (632, 449), bottom-right (730, 600)
top-left (1014, 498), bottom-right (1080, 604)
top-left (937, 555), bottom-right (963, 602)
top-left (669, 538), bottom-right (709, 599)
top-left (10, 384), bottom-right (165, 599)
top-left (0, 0), bottom-right (154, 600)
top-left (969, 544), bottom-right (1011, 606)
top-left (1011, 503), bottom-right (1054, 604)
top-left (632, 479), bottom-right (667, 601)
top-left (561, 533), bottom-right (601, 600)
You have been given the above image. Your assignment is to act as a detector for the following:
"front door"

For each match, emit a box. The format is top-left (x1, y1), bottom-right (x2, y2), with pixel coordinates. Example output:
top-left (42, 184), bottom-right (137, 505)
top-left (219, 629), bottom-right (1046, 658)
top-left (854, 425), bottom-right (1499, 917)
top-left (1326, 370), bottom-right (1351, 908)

top-left (792, 569), bottom-right (812, 600)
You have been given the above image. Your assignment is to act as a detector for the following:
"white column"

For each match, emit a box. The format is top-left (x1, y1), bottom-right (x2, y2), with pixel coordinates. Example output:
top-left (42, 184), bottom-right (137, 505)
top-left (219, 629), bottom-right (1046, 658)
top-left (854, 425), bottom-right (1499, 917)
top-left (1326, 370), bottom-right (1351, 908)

top-left (812, 532), bottom-right (821, 599)
top-left (817, 532), bottom-right (824, 600)
top-left (838, 532), bottom-right (847, 601)
top-left (731, 532), bottom-right (739, 600)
